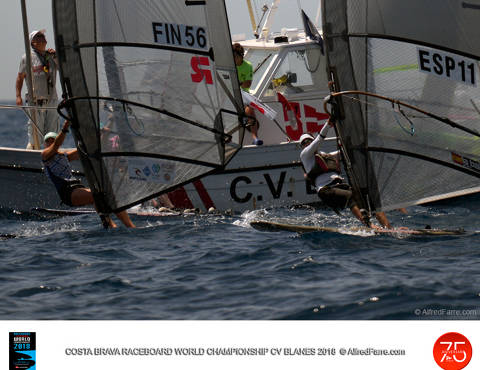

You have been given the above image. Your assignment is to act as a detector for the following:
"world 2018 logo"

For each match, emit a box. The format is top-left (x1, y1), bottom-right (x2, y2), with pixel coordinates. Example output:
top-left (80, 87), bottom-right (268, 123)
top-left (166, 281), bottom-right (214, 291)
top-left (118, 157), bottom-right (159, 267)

top-left (433, 332), bottom-right (472, 370)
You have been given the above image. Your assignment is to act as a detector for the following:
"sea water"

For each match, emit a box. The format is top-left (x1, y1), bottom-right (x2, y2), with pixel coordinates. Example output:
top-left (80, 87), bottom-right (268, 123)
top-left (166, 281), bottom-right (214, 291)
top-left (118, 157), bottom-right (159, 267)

top-left (0, 103), bottom-right (479, 320)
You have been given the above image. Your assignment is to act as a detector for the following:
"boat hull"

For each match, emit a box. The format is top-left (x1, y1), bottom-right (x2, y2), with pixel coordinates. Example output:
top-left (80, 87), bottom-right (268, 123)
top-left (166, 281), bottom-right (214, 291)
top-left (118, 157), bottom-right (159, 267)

top-left (167, 141), bottom-right (331, 212)
top-left (0, 140), bottom-right (335, 214)
top-left (0, 147), bottom-right (84, 214)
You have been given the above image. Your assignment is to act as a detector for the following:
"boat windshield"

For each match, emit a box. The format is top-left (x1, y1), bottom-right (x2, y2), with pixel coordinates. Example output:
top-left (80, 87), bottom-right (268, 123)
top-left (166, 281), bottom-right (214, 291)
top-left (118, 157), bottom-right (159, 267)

top-left (246, 49), bottom-right (276, 93)
top-left (264, 47), bottom-right (323, 97)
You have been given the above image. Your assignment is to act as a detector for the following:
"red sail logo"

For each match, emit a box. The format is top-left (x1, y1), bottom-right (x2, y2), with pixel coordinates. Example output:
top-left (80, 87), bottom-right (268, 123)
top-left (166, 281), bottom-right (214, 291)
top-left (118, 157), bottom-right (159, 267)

top-left (191, 56), bottom-right (213, 85)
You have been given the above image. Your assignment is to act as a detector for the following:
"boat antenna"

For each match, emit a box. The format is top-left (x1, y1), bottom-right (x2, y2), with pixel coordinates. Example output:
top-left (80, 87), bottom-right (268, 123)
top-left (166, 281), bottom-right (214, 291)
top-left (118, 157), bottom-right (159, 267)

top-left (20, 0), bottom-right (41, 150)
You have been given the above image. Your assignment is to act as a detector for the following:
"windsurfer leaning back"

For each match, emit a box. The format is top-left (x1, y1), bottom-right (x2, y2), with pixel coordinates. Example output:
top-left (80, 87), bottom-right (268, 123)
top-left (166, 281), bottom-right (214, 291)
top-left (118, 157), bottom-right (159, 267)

top-left (299, 118), bottom-right (391, 229)
top-left (41, 120), bottom-right (135, 228)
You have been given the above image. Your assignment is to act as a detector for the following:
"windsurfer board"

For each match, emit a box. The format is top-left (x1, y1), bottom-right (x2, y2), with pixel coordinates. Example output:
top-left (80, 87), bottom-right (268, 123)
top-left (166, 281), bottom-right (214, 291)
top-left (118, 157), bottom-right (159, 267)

top-left (31, 207), bottom-right (182, 218)
top-left (31, 208), bottom-right (96, 216)
top-left (250, 220), bottom-right (466, 236)
top-left (1, 233), bottom-right (16, 240)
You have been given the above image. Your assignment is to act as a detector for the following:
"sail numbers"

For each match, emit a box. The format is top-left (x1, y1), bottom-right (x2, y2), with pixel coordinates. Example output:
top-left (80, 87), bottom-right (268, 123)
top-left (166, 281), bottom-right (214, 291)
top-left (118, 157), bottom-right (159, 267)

top-left (418, 47), bottom-right (477, 86)
top-left (152, 22), bottom-right (207, 50)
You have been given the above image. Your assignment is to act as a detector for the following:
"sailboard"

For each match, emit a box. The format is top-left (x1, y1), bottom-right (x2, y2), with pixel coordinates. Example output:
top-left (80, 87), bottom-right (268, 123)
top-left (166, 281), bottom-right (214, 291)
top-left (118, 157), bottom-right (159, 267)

top-left (0, 233), bottom-right (16, 240)
top-left (52, 0), bottom-right (245, 223)
top-left (250, 220), bottom-right (466, 236)
top-left (321, 0), bottom-right (480, 216)
top-left (31, 207), bottom-right (96, 216)
top-left (30, 207), bottom-right (182, 218)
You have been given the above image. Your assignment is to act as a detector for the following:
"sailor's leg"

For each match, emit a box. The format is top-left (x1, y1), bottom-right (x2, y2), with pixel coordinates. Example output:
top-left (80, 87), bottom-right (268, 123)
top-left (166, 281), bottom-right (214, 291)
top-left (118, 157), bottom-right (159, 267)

top-left (245, 105), bottom-right (262, 145)
top-left (114, 210), bottom-right (135, 228)
top-left (70, 187), bottom-right (120, 228)
top-left (374, 212), bottom-right (392, 229)
top-left (158, 194), bottom-right (174, 208)
top-left (33, 108), bottom-right (48, 145)
top-left (45, 101), bottom-right (60, 134)
top-left (103, 216), bottom-right (117, 228)
top-left (26, 105), bottom-right (36, 148)
top-left (350, 205), bottom-right (370, 226)
top-left (26, 117), bottom-right (34, 149)
top-left (70, 187), bottom-right (94, 206)
top-left (318, 185), bottom-right (352, 210)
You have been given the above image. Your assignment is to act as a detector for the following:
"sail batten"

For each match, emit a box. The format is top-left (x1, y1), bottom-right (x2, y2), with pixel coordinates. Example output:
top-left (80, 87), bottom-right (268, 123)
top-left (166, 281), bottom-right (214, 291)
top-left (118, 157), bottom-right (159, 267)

top-left (323, 0), bottom-right (480, 212)
top-left (327, 33), bottom-right (480, 61)
top-left (75, 42), bottom-right (215, 59)
top-left (99, 152), bottom-right (225, 167)
top-left (53, 0), bottom-right (243, 213)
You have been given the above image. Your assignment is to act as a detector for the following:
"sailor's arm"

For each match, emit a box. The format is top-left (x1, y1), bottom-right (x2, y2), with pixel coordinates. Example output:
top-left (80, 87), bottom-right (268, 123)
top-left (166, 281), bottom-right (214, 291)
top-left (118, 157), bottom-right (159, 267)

top-left (58, 121), bottom-right (79, 161)
top-left (241, 79), bottom-right (252, 90)
top-left (15, 73), bottom-right (25, 106)
top-left (42, 121), bottom-right (71, 161)
top-left (310, 122), bottom-right (332, 151)
top-left (66, 149), bottom-right (79, 161)
top-left (47, 48), bottom-right (58, 67)
top-left (300, 123), bottom-right (330, 167)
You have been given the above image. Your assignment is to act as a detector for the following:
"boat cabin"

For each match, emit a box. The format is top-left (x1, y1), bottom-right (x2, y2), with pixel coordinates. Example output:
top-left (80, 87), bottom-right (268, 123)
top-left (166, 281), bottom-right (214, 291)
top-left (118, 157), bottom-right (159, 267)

top-left (235, 28), bottom-right (330, 146)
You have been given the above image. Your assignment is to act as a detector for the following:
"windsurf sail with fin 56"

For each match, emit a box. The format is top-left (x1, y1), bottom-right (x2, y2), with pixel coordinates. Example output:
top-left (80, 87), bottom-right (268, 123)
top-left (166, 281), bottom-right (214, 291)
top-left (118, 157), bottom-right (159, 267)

top-left (52, 0), bottom-right (244, 219)
top-left (321, 0), bottom-right (480, 214)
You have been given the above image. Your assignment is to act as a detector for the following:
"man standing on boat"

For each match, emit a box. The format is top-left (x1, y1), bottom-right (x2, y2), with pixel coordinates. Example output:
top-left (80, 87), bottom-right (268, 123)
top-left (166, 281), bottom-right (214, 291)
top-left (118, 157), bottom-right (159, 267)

top-left (233, 43), bottom-right (263, 145)
top-left (16, 29), bottom-right (59, 149)
top-left (299, 119), bottom-right (391, 229)
top-left (42, 120), bottom-right (135, 229)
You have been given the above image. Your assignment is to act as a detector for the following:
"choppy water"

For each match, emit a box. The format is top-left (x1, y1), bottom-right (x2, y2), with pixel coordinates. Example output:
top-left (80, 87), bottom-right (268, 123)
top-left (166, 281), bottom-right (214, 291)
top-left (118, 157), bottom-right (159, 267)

top-left (1, 103), bottom-right (479, 320)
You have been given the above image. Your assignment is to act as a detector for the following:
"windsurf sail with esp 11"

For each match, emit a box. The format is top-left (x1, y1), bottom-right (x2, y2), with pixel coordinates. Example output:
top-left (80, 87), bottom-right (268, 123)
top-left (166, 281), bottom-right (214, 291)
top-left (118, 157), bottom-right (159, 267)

top-left (52, 0), bottom-right (245, 219)
top-left (321, 0), bottom-right (480, 214)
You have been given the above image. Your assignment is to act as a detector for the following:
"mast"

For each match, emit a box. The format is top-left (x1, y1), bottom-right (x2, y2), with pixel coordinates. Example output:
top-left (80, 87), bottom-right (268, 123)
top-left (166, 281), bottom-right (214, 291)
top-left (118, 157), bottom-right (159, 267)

top-left (20, 0), bottom-right (40, 150)
top-left (245, 0), bottom-right (258, 37)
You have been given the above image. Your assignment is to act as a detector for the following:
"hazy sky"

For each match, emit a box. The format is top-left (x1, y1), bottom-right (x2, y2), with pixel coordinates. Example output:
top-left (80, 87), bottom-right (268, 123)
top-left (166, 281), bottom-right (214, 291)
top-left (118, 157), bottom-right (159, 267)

top-left (0, 0), bottom-right (320, 100)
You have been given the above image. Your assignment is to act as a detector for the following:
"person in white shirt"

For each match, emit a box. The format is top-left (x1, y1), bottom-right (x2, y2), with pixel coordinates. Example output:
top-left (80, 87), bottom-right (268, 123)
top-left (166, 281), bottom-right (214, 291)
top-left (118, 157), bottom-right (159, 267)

top-left (16, 29), bottom-right (59, 149)
top-left (299, 119), bottom-right (391, 228)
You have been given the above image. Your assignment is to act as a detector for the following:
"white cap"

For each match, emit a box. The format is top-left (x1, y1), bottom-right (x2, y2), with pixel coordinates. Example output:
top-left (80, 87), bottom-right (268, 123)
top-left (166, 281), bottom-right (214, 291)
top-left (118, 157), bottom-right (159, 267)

top-left (299, 133), bottom-right (314, 144)
top-left (29, 29), bottom-right (46, 44)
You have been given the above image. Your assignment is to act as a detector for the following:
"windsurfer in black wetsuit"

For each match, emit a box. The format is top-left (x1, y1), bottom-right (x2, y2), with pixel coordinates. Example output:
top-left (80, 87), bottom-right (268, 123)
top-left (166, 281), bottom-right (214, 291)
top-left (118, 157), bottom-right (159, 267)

top-left (299, 119), bottom-right (391, 228)
top-left (41, 120), bottom-right (135, 228)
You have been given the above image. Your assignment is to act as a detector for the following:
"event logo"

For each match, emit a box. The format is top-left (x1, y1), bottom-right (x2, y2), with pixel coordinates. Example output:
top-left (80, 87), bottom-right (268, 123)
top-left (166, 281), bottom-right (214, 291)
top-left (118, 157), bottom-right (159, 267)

top-left (433, 332), bottom-right (472, 370)
top-left (9, 332), bottom-right (36, 370)
top-left (128, 158), bottom-right (175, 184)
